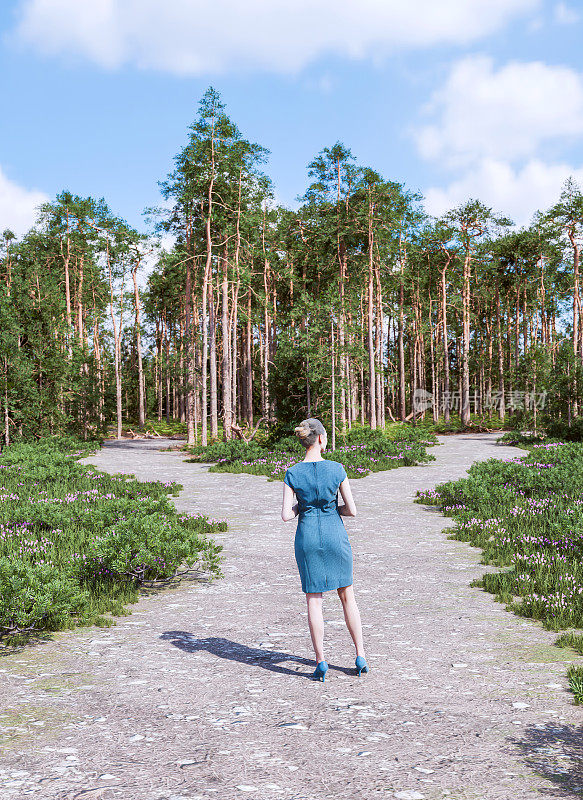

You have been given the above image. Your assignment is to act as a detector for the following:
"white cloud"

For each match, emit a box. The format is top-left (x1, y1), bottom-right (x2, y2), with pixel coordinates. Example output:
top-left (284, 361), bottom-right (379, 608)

top-left (554, 2), bottom-right (580, 25)
top-left (416, 55), bottom-right (583, 166)
top-left (14, 0), bottom-right (539, 75)
top-left (416, 55), bottom-right (583, 224)
top-left (424, 158), bottom-right (583, 226)
top-left (0, 166), bottom-right (47, 237)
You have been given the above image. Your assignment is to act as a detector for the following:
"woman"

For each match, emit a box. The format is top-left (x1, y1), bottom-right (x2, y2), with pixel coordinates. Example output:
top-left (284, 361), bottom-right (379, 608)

top-left (281, 417), bottom-right (368, 682)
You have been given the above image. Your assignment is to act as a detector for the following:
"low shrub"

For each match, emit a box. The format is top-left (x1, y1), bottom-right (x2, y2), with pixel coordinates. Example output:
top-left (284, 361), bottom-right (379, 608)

top-left (415, 439), bottom-right (583, 703)
top-left (185, 439), bottom-right (266, 463)
top-left (0, 439), bottom-right (224, 641)
top-left (185, 425), bottom-right (438, 480)
top-left (545, 417), bottom-right (583, 442)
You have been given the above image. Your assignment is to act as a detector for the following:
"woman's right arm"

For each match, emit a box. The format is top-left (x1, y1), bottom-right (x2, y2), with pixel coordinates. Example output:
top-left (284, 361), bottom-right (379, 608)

top-left (338, 477), bottom-right (357, 517)
top-left (281, 482), bottom-right (299, 522)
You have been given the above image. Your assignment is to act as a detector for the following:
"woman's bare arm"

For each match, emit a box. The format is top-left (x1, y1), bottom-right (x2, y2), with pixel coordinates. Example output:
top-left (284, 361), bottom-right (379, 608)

top-left (281, 482), bottom-right (299, 522)
top-left (337, 476), bottom-right (357, 517)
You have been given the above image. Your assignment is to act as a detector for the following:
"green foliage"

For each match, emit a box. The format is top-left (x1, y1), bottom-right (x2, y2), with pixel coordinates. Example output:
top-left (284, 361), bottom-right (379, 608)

top-left (544, 417), bottom-right (583, 442)
top-left (271, 435), bottom-right (305, 453)
top-left (415, 443), bottom-right (583, 629)
top-left (426, 413), bottom-right (515, 434)
top-left (497, 431), bottom-right (549, 447)
top-left (143, 419), bottom-right (187, 437)
top-left (496, 415), bottom-right (583, 446)
top-left (0, 439), bottom-right (223, 642)
top-left (555, 631), bottom-right (583, 656)
top-left (567, 665), bottom-right (583, 704)
top-left (416, 439), bottom-right (583, 704)
top-left (186, 424), bottom-right (437, 480)
top-left (186, 439), bottom-right (266, 462)
top-left (0, 559), bottom-right (85, 636)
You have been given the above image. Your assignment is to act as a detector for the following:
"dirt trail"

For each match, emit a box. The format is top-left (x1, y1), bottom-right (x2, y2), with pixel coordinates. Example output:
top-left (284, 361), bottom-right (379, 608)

top-left (0, 433), bottom-right (581, 800)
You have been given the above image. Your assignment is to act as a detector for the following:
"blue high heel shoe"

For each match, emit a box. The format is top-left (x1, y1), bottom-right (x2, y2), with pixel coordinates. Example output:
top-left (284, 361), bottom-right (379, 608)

top-left (355, 655), bottom-right (369, 676)
top-left (312, 660), bottom-right (328, 682)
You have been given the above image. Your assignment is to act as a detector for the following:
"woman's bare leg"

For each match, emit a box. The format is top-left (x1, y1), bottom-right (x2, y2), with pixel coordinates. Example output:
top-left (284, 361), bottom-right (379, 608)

top-left (337, 585), bottom-right (365, 658)
top-left (306, 592), bottom-right (325, 663)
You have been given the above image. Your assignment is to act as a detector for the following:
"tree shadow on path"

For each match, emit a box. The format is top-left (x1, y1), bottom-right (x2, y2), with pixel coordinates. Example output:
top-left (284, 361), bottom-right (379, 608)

top-left (510, 722), bottom-right (583, 797)
top-left (160, 631), bottom-right (355, 679)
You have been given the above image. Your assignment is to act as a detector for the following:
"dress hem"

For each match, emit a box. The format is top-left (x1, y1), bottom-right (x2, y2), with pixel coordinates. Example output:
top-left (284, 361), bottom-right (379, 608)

top-left (302, 581), bottom-right (353, 594)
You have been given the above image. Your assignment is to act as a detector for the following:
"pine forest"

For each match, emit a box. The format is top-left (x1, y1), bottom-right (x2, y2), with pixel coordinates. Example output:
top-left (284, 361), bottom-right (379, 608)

top-left (3, 86), bottom-right (583, 448)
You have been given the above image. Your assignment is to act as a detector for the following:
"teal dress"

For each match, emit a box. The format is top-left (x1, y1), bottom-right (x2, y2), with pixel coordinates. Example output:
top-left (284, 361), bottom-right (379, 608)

top-left (284, 459), bottom-right (353, 593)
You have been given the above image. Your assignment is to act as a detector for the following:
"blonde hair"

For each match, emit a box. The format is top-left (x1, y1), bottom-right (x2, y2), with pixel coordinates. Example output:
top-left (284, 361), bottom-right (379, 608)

top-left (294, 417), bottom-right (327, 448)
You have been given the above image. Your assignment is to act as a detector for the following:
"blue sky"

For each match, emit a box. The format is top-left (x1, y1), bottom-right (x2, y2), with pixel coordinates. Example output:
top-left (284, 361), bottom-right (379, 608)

top-left (1, 0), bottom-right (582, 236)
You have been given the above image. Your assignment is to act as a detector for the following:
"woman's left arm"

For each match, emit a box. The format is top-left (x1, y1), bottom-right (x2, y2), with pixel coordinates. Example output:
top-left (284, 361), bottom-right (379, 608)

top-left (281, 483), bottom-right (299, 522)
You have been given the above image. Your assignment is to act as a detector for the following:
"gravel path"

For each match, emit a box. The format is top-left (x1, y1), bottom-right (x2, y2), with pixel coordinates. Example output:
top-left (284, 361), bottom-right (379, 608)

top-left (1, 433), bottom-right (582, 800)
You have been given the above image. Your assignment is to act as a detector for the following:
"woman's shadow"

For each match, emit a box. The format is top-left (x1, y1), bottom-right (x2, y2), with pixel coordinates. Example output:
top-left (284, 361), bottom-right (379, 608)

top-left (160, 631), bottom-right (354, 679)
top-left (510, 722), bottom-right (583, 798)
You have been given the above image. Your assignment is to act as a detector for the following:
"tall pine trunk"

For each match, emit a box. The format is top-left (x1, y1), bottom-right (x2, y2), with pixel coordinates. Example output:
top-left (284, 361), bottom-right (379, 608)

top-left (245, 288), bottom-right (253, 426)
top-left (440, 256), bottom-right (451, 423)
top-left (200, 111), bottom-right (216, 445)
top-left (221, 248), bottom-right (232, 441)
top-left (131, 261), bottom-right (146, 429)
top-left (331, 318), bottom-right (336, 450)
top-left (398, 241), bottom-right (406, 420)
top-left (496, 286), bottom-right (506, 421)
top-left (461, 249), bottom-right (472, 427)
top-left (367, 192), bottom-right (376, 428)
top-left (185, 256), bottom-right (196, 445)
top-left (209, 276), bottom-right (219, 439)
top-left (106, 241), bottom-right (124, 440)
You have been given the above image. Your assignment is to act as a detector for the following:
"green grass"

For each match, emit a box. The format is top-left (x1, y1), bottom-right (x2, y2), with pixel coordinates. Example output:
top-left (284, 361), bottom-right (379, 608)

top-left (497, 430), bottom-right (553, 447)
top-left (567, 665), bottom-right (583, 704)
top-left (415, 438), bottom-right (583, 703)
top-left (555, 631), bottom-right (583, 656)
top-left (0, 438), bottom-right (224, 643)
top-left (425, 412), bottom-right (510, 434)
top-left (142, 418), bottom-right (187, 437)
top-left (106, 418), bottom-right (188, 438)
top-left (184, 424), bottom-right (439, 480)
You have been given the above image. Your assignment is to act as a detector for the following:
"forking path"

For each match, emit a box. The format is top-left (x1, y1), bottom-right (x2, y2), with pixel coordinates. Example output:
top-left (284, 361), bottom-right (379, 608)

top-left (0, 433), bottom-right (581, 799)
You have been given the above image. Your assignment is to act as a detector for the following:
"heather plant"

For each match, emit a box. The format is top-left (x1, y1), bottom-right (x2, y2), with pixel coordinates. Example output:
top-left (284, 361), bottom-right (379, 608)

top-left (0, 440), bottom-right (224, 641)
top-left (416, 440), bottom-right (583, 702)
top-left (186, 427), bottom-right (438, 480)
top-left (186, 439), bottom-right (266, 463)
